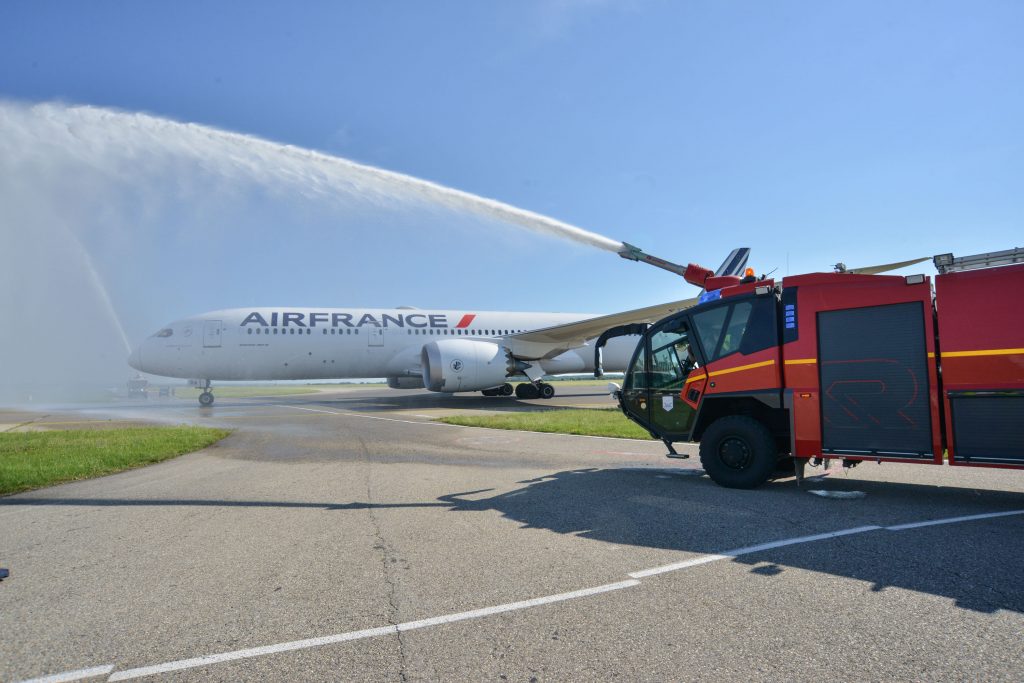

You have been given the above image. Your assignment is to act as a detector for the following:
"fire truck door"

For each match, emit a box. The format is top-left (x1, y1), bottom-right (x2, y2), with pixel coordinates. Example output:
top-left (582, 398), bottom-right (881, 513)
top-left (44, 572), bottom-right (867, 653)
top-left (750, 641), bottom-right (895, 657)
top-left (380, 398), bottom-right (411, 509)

top-left (818, 301), bottom-right (932, 458)
top-left (647, 321), bottom-right (698, 438)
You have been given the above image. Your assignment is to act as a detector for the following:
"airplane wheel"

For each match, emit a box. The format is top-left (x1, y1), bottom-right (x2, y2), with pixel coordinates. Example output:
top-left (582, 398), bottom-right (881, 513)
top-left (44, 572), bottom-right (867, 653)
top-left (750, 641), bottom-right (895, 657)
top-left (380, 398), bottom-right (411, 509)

top-left (481, 388), bottom-right (500, 397)
top-left (499, 383), bottom-right (514, 396)
top-left (198, 391), bottom-right (214, 407)
top-left (515, 383), bottom-right (539, 399)
top-left (538, 383), bottom-right (555, 399)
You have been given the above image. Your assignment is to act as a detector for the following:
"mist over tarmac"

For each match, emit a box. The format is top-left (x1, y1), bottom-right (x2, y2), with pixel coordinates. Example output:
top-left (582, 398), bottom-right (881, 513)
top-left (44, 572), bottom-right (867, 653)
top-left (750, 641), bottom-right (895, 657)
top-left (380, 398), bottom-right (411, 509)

top-left (0, 101), bottom-right (625, 403)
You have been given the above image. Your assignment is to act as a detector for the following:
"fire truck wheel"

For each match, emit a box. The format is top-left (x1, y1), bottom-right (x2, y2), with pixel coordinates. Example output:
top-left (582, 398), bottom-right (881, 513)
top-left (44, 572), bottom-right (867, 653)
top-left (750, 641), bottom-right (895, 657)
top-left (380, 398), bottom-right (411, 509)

top-left (699, 416), bottom-right (777, 489)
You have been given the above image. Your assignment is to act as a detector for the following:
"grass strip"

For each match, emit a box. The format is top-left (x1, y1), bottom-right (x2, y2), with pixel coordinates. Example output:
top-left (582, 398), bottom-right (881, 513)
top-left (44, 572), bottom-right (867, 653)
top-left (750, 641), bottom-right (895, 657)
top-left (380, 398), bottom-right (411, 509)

top-left (0, 426), bottom-right (231, 495)
top-left (438, 408), bottom-right (653, 440)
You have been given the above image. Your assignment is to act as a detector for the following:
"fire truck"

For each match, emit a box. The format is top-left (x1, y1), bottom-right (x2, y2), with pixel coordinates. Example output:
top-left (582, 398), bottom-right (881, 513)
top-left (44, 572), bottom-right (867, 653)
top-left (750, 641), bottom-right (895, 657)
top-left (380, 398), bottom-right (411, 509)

top-left (611, 247), bottom-right (1024, 488)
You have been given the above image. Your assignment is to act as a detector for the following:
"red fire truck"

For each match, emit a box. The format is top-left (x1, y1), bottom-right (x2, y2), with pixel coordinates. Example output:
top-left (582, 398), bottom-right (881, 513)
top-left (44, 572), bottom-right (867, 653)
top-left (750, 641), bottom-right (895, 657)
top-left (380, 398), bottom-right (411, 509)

top-left (614, 247), bottom-right (1024, 488)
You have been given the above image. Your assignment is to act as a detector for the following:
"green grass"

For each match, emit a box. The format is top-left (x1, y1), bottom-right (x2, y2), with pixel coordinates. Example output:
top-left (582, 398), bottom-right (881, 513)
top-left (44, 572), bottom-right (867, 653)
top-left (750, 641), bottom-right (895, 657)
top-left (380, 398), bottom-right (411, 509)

top-left (0, 426), bottom-right (231, 495)
top-left (438, 408), bottom-right (654, 440)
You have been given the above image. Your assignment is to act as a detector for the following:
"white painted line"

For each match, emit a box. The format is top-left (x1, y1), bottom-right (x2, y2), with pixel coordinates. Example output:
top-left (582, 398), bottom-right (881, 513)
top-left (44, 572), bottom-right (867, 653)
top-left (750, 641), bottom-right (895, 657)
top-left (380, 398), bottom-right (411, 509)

top-left (397, 579), bottom-right (639, 632)
top-left (723, 525), bottom-right (882, 556)
top-left (629, 554), bottom-right (729, 578)
top-left (886, 509), bottom-right (1024, 531)
top-left (23, 504), bottom-right (1023, 681)
top-left (18, 664), bottom-right (115, 683)
top-left (107, 627), bottom-right (397, 680)
top-left (630, 525), bottom-right (882, 579)
top-left (105, 579), bottom-right (639, 680)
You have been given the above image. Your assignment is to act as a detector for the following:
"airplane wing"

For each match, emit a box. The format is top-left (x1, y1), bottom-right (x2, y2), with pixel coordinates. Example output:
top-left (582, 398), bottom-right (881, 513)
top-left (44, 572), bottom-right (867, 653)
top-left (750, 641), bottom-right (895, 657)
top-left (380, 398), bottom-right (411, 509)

top-left (507, 296), bottom-right (699, 347)
top-left (509, 247), bottom-right (750, 351)
top-left (846, 256), bottom-right (930, 275)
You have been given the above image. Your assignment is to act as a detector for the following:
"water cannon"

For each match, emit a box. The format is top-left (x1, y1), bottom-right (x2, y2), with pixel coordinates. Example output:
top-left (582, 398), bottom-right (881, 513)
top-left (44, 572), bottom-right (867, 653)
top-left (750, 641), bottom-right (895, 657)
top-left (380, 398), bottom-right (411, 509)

top-left (617, 242), bottom-right (714, 287)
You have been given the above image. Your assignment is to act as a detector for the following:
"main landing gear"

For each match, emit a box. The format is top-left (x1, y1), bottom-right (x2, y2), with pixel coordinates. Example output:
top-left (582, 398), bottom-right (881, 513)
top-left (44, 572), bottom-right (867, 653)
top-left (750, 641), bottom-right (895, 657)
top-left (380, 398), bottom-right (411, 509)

top-left (514, 382), bottom-right (555, 400)
top-left (196, 380), bottom-right (214, 407)
top-left (481, 383), bottom-right (515, 397)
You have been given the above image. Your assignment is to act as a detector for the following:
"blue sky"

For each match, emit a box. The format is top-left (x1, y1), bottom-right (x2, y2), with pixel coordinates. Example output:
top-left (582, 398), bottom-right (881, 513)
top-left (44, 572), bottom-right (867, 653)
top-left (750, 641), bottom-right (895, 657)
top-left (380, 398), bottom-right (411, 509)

top-left (2, 0), bottom-right (1022, 333)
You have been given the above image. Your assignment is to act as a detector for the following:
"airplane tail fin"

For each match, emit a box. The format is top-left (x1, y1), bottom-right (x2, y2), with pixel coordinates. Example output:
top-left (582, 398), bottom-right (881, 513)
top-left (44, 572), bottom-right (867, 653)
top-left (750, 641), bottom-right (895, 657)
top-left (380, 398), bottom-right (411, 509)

top-left (714, 248), bottom-right (751, 278)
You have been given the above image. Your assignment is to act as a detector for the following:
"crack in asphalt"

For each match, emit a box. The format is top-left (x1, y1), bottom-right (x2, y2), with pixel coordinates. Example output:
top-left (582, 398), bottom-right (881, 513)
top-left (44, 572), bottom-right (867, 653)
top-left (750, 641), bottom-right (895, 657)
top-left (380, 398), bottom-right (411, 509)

top-left (359, 433), bottom-right (410, 683)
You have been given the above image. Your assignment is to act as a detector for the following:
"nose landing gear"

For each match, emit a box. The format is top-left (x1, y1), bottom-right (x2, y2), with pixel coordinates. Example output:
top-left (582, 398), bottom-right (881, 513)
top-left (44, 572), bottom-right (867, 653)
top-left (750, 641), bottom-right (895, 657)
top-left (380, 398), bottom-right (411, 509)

top-left (195, 380), bottom-right (214, 407)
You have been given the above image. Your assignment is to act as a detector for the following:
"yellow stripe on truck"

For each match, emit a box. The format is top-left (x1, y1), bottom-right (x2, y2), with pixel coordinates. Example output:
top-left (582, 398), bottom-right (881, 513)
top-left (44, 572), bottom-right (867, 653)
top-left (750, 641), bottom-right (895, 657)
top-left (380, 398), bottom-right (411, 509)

top-left (784, 358), bottom-right (817, 365)
top-left (707, 359), bottom-right (776, 378)
top-left (940, 347), bottom-right (1024, 358)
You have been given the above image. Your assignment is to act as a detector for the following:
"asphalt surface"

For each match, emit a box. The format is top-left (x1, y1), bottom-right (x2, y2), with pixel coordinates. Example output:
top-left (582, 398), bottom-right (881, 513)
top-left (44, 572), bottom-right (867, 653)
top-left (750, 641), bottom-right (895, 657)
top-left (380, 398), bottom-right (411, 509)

top-left (2, 385), bottom-right (1023, 682)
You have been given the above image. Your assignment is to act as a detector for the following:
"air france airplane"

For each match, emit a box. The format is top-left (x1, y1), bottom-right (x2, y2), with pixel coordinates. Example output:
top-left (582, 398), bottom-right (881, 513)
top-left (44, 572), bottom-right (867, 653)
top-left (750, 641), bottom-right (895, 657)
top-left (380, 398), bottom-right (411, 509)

top-left (127, 303), bottom-right (694, 406)
top-left (128, 249), bottom-right (755, 406)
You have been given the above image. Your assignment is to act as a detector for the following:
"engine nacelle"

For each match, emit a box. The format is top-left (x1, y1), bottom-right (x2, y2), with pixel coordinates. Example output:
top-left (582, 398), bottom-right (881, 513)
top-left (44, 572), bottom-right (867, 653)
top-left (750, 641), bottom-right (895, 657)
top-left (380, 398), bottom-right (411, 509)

top-left (387, 376), bottom-right (425, 389)
top-left (421, 339), bottom-right (512, 392)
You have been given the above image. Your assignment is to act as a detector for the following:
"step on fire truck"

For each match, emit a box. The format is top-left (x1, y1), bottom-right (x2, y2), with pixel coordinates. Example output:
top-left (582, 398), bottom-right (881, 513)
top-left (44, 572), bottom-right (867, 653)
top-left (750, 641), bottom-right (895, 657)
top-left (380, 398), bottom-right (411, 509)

top-left (611, 247), bottom-right (1024, 488)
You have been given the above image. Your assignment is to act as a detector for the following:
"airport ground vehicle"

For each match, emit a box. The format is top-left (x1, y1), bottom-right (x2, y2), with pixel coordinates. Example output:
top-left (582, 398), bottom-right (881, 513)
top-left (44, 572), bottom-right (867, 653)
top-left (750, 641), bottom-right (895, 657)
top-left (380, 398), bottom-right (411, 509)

top-left (614, 248), bottom-right (1024, 488)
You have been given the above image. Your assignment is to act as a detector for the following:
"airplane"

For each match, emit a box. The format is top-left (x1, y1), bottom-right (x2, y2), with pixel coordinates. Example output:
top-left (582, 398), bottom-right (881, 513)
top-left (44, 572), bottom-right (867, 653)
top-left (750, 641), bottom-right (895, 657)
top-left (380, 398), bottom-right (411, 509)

top-left (128, 248), bottom-right (753, 406)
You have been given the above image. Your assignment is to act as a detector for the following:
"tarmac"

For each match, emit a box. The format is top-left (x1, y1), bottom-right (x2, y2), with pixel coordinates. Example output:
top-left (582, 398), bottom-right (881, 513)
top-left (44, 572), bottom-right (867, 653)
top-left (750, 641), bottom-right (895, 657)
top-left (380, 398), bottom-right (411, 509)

top-left (2, 385), bottom-right (1023, 681)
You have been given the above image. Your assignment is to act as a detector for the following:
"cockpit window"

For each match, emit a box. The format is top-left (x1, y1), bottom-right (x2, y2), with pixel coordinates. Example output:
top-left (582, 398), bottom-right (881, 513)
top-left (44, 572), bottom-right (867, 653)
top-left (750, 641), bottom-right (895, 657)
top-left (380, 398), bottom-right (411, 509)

top-left (155, 328), bottom-right (174, 338)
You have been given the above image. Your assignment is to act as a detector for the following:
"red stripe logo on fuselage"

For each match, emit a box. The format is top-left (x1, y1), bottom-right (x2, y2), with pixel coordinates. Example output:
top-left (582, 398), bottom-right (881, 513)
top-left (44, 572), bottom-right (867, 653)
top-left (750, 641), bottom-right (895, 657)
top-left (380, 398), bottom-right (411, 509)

top-left (455, 314), bottom-right (477, 329)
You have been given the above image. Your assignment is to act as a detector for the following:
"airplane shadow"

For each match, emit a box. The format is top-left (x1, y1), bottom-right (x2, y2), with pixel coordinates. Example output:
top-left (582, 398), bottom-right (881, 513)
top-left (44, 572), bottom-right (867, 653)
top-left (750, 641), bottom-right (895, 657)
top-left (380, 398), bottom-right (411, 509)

top-left (6, 468), bottom-right (1022, 613)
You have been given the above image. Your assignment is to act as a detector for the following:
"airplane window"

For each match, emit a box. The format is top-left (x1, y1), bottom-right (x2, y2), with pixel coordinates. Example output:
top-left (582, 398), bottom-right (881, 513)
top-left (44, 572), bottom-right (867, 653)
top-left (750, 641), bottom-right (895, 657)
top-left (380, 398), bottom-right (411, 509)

top-left (155, 328), bottom-right (173, 338)
top-left (273, 329), bottom-right (278, 334)
top-left (355, 329), bottom-right (359, 335)
top-left (247, 329), bottom-right (252, 335)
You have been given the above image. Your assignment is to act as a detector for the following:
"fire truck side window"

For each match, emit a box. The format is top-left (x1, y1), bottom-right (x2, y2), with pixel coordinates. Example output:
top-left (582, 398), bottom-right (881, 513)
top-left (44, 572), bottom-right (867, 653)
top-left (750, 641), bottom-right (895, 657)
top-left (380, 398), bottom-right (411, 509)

top-left (693, 300), bottom-right (755, 362)
top-left (692, 296), bottom-right (777, 363)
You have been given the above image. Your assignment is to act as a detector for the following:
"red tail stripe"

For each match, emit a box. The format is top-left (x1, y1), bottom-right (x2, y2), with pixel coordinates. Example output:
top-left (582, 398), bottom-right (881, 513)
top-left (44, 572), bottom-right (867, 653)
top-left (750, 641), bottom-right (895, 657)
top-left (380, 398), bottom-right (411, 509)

top-left (455, 314), bottom-right (476, 328)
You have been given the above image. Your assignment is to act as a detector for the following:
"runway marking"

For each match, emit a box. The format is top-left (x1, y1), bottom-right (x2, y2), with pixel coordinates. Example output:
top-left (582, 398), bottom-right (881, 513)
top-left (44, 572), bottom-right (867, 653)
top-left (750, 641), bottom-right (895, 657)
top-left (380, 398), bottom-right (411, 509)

top-left (629, 525), bottom-right (882, 578)
top-left (22, 509), bottom-right (1024, 682)
top-left (886, 509), bottom-right (1024, 531)
top-left (102, 580), bottom-right (639, 680)
top-left (20, 664), bottom-right (115, 682)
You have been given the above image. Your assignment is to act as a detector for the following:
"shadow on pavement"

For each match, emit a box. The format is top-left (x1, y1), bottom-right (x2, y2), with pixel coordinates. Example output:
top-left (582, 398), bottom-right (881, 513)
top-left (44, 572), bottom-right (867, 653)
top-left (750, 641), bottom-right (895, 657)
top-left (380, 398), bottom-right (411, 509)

top-left (6, 467), bottom-right (1022, 613)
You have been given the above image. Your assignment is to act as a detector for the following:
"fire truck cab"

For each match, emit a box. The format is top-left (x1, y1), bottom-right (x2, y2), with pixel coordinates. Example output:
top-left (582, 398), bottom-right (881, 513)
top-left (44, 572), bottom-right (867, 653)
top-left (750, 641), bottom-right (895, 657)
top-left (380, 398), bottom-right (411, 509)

top-left (617, 248), bottom-right (1024, 488)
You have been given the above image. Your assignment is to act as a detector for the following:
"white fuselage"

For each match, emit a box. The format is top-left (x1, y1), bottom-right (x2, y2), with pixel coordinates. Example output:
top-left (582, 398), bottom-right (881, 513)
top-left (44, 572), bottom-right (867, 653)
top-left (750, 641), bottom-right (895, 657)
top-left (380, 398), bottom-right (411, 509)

top-left (128, 307), bottom-right (639, 385)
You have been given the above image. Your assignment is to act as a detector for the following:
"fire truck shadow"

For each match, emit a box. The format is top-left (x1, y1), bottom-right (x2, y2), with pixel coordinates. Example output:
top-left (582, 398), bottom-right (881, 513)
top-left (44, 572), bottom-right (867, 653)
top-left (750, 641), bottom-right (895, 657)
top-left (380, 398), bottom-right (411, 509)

top-left (439, 468), bottom-right (1024, 614)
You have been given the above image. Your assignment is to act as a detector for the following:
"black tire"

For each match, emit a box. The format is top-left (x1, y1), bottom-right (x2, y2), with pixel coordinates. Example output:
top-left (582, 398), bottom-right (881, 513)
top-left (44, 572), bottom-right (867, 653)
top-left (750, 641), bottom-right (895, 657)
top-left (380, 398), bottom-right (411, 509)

top-left (481, 388), bottom-right (499, 397)
top-left (499, 383), bottom-right (514, 396)
top-left (515, 383), bottom-right (539, 399)
top-left (538, 383), bottom-right (555, 399)
top-left (698, 415), bottom-right (777, 489)
top-left (198, 391), bottom-right (214, 407)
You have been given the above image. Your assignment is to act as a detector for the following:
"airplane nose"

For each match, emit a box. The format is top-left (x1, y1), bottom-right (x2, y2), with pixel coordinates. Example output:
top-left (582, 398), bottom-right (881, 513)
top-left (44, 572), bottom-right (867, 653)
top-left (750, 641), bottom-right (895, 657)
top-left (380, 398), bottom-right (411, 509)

top-left (128, 345), bottom-right (143, 371)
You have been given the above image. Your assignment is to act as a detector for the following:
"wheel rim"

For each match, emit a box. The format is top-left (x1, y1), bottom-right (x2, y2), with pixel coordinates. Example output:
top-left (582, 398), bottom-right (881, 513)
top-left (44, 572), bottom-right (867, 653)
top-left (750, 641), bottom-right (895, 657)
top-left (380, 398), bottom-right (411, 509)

top-left (717, 436), bottom-right (752, 470)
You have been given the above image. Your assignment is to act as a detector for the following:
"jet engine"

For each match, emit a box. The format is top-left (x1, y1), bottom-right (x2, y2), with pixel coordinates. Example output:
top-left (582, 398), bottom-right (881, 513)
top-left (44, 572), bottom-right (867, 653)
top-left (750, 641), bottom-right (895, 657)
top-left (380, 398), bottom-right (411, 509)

top-left (421, 340), bottom-right (513, 392)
